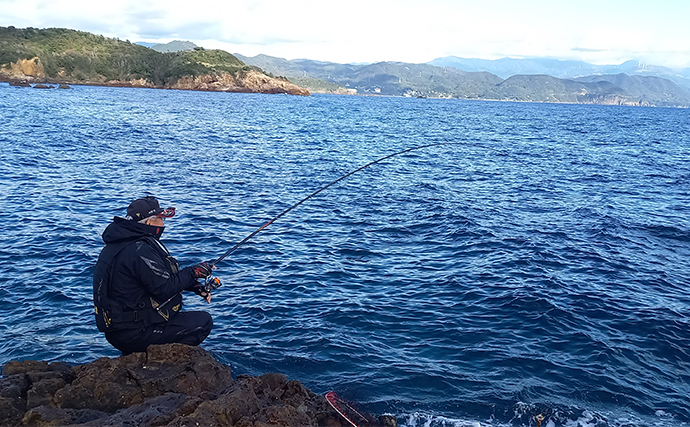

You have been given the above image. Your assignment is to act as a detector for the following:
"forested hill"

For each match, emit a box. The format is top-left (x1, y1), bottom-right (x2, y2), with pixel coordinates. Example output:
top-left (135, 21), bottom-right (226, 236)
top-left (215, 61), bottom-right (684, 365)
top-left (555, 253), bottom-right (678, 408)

top-left (0, 26), bottom-right (309, 95)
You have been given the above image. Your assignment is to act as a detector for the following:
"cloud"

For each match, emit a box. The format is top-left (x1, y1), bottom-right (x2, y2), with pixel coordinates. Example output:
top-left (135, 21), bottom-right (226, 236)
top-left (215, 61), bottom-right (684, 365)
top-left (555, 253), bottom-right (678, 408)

top-left (572, 47), bottom-right (605, 53)
top-left (1, 0), bottom-right (689, 68)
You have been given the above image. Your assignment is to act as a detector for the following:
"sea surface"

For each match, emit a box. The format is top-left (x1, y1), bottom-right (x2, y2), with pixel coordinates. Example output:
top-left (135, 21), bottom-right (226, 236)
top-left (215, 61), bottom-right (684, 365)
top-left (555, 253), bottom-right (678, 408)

top-left (1, 83), bottom-right (689, 427)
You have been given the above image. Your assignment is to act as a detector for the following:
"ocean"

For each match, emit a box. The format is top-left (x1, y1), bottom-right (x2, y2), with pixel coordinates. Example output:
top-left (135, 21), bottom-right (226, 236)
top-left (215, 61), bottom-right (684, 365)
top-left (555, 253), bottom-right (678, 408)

top-left (1, 83), bottom-right (689, 427)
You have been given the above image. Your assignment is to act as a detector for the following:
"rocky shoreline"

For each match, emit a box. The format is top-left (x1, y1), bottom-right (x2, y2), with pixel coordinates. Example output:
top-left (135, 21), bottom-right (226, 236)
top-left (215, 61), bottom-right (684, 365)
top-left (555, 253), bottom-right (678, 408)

top-left (0, 57), bottom-right (310, 96)
top-left (1, 74), bottom-right (309, 96)
top-left (0, 343), bottom-right (395, 427)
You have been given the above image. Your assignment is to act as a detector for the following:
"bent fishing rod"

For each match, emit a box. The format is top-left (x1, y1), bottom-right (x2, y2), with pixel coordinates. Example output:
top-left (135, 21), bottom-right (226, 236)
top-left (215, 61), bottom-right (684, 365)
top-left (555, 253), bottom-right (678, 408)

top-left (210, 141), bottom-right (458, 268)
top-left (174, 141), bottom-right (459, 298)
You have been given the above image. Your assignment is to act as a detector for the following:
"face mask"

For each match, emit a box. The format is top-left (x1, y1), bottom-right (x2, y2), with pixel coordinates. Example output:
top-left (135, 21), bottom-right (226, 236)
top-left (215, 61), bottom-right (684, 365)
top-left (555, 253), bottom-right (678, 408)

top-left (139, 221), bottom-right (165, 239)
top-left (152, 225), bottom-right (165, 239)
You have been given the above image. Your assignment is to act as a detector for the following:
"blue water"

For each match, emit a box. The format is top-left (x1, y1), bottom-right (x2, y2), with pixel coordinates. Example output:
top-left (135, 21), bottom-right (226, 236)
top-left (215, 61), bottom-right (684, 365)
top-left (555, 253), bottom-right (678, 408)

top-left (1, 83), bottom-right (689, 427)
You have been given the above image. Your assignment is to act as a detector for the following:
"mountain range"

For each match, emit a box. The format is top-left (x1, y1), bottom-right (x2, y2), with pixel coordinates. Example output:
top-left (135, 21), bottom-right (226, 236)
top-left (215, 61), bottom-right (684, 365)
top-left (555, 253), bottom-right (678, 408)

top-left (148, 40), bottom-right (198, 53)
top-left (234, 53), bottom-right (690, 107)
top-left (429, 56), bottom-right (690, 90)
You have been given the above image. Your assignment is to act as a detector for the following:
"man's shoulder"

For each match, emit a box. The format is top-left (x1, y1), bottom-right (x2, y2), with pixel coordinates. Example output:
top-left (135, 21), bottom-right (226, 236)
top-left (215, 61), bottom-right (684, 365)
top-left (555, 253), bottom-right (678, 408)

top-left (131, 237), bottom-right (171, 259)
top-left (111, 236), bottom-right (156, 252)
top-left (100, 236), bottom-right (150, 259)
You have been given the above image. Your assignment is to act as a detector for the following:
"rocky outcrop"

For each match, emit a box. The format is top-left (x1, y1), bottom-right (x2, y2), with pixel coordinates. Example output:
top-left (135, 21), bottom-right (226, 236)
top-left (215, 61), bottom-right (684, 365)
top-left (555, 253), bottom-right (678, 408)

top-left (1, 58), bottom-right (65, 86)
top-left (0, 343), bottom-right (392, 426)
top-left (1, 57), bottom-right (46, 81)
top-left (104, 78), bottom-right (155, 88)
top-left (1, 65), bottom-right (309, 95)
top-left (170, 70), bottom-right (310, 96)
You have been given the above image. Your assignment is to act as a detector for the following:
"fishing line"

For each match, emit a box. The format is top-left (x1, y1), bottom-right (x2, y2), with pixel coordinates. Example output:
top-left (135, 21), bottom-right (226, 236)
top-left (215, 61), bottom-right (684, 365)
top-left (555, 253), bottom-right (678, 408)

top-left (210, 141), bottom-right (459, 268)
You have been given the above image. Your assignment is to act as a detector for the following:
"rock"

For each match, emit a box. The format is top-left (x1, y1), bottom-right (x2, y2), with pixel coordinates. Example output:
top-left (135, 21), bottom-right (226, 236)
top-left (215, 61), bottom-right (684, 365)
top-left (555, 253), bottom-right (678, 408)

top-left (379, 415), bottom-right (399, 426)
top-left (1, 57), bottom-right (46, 80)
top-left (32, 84), bottom-right (54, 89)
top-left (79, 394), bottom-right (201, 427)
top-left (0, 360), bottom-right (73, 425)
top-left (21, 406), bottom-right (108, 426)
top-left (1, 360), bottom-right (71, 377)
top-left (58, 84), bottom-right (71, 89)
top-left (9, 81), bottom-right (32, 87)
top-left (0, 343), bottom-right (390, 426)
top-left (0, 374), bottom-right (29, 424)
top-left (27, 377), bottom-right (67, 409)
top-left (53, 344), bottom-right (233, 412)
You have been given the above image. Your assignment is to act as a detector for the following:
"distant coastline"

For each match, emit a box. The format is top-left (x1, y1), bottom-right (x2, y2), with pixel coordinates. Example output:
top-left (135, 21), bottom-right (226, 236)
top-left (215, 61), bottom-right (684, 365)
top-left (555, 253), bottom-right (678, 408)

top-left (5, 77), bottom-right (689, 110)
top-left (3, 26), bottom-right (690, 106)
top-left (235, 54), bottom-right (690, 107)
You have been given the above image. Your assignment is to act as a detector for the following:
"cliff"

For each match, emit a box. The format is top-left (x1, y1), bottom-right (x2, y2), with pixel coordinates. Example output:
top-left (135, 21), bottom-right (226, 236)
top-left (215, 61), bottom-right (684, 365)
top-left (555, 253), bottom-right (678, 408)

top-left (0, 27), bottom-right (309, 96)
top-left (2, 57), bottom-right (45, 79)
top-left (0, 343), bottom-right (394, 427)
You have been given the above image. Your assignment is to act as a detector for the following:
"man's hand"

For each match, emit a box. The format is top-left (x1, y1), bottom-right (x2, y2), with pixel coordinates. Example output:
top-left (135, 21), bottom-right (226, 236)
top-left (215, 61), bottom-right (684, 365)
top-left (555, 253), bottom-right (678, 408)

top-left (190, 282), bottom-right (212, 303)
top-left (191, 262), bottom-right (213, 279)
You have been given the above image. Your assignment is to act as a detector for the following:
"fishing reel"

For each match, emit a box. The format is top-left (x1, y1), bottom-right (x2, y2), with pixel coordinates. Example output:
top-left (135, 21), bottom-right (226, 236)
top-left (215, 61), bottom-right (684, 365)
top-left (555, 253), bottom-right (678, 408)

top-left (204, 275), bottom-right (223, 292)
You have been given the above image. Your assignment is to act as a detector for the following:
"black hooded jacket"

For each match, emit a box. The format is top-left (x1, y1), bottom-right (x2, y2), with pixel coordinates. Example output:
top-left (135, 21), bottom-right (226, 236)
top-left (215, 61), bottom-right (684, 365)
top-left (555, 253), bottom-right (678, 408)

top-left (93, 217), bottom-right (198, 331)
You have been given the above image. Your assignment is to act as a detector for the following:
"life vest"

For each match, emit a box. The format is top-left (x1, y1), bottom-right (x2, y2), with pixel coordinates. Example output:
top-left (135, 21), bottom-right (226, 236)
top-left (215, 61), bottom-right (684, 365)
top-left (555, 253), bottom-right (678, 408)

top-left (93, 237), bottom-right (182, 332)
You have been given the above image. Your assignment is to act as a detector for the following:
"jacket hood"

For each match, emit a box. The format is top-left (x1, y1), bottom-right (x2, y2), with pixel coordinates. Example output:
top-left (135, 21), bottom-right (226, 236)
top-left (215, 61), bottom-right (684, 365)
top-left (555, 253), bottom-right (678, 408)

top-left (102, 217), bottom-right (165, 243)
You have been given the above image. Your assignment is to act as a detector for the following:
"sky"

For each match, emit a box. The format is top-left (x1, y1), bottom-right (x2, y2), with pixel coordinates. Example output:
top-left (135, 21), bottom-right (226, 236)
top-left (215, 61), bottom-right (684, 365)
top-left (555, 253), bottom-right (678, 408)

top-left (1, 0), bottom-right (689, 68)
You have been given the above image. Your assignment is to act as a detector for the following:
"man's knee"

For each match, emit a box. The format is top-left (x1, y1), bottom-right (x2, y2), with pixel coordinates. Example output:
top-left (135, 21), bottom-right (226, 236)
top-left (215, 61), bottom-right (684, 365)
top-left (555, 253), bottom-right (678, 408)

top-left (174, 311), bottom-right (213, 345)
top-left (186, 311), bottom-right (213, 331)
top-left (105, 327), bottom-right (151, 355)
top-left (196, 311), bottom-right (213, 341)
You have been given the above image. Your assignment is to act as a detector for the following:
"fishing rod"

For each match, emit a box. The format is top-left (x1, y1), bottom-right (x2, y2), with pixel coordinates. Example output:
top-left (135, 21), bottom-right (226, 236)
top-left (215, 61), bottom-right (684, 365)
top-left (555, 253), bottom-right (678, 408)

top-left (214, 142), bottom-right (456, 264)
top-left (148, 141), bottom-right (459, 312)
top-left (201, 141), bottom-right (458, 292)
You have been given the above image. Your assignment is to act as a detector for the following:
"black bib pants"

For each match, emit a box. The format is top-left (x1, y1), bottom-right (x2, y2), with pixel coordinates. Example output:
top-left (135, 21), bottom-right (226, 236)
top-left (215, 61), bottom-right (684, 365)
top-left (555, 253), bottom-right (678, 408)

top-left (105, 311), bottom-right (213, 355)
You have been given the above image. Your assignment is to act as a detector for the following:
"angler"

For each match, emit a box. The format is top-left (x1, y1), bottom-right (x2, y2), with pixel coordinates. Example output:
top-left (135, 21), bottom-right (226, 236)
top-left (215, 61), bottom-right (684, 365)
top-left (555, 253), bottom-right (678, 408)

top-left (93, 196), bottom-right (216, 355)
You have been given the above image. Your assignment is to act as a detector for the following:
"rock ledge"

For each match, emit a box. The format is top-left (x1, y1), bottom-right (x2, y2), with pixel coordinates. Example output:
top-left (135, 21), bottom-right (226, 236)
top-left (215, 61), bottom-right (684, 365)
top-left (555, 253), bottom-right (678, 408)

top-left (0, 343), bottom-right (391, 426)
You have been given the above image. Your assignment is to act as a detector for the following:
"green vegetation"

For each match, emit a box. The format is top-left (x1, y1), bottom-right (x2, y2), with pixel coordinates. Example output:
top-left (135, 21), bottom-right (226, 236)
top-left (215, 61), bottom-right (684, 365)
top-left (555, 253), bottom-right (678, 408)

top-left (287, 76), bottom-right (352, 93)
top-left (0, 26), bottom-right (250, 85)
top-left (180, 48), bottom-right (245, 74)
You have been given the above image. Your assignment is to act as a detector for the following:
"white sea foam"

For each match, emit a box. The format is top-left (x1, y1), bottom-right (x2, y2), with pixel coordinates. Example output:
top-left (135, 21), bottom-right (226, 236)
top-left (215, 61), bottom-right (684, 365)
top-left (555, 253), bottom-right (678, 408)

top-left (397, 408), bottom-right (685, 427)
top-left (398, 412), bottom-right (509, 427)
